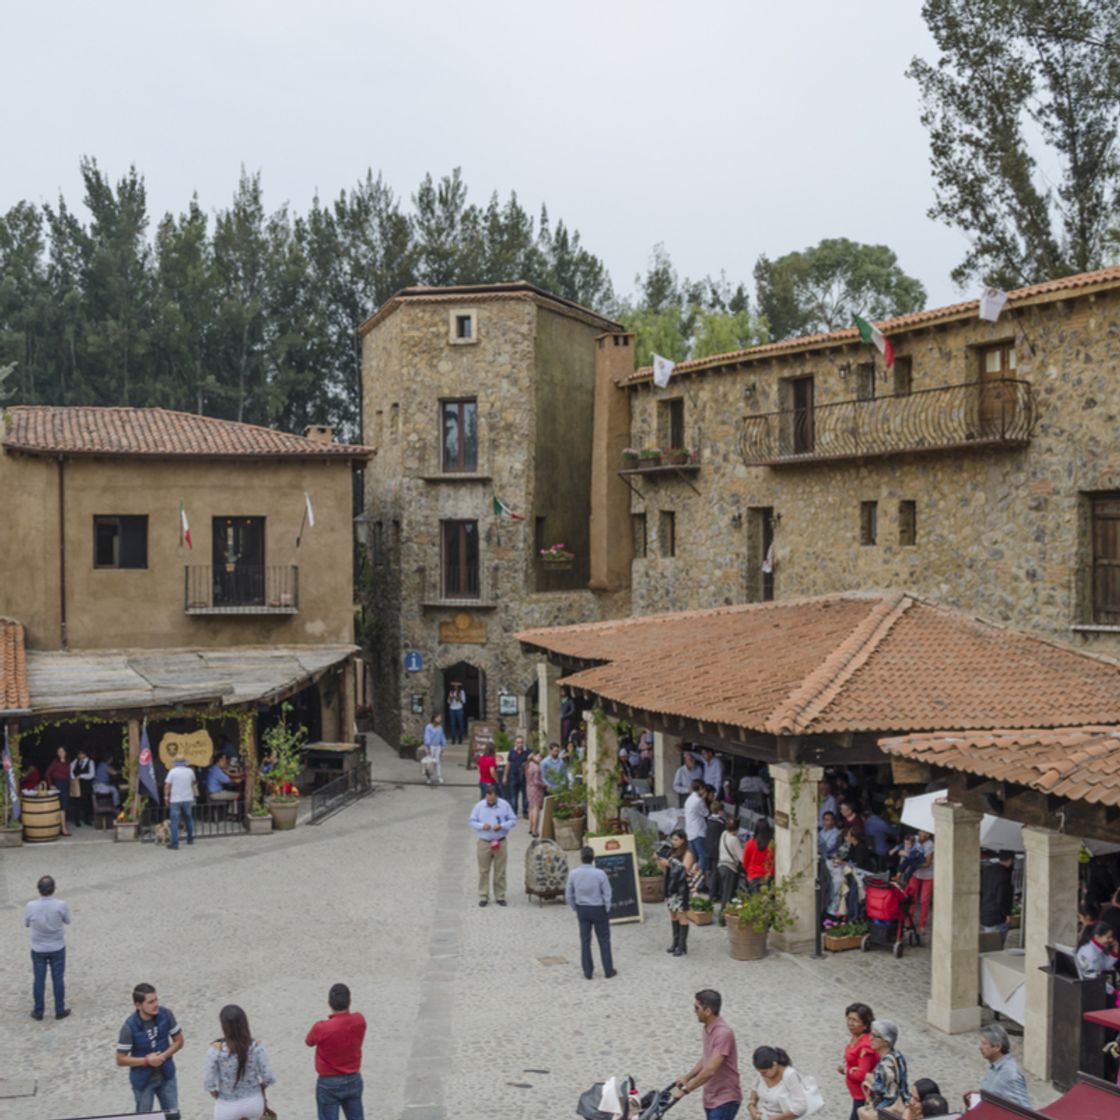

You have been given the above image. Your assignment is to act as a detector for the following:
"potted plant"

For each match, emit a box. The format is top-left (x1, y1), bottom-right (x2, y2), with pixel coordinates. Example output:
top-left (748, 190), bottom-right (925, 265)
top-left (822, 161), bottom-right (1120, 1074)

top-left (399, 733), bottom-right (422, 761)
top-left (539, 543), bottom-right (575, 571)
top-left (638, 446), bottom-right (663, 468)
top-left (723, 877), bottom-right (799, 961)
top-left (621, 447), bottom-right (641, 468)
top-left (823, 919), bottom-right (870, 952)
top-left (246, 797), bottom-right (273, 836)
top-left (261, 703), bottom-right (307, 830)
top-left (551, 780), bottom-right (587, 850)
top-left (114, 809), bottom-right (138, 842)
top-left (635, 828), bottom-right (664, 902)
top-left (688, 894), bottom-right (715, 925)
top-left (667, 447), bottom-right (692, 465)
top-left (355, 704), bottom-right (373, 734)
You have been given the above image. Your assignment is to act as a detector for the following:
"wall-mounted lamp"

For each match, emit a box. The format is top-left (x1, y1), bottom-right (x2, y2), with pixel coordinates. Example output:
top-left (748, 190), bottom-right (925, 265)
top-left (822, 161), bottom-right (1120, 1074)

top-left (838, 363), bottom-right (851, 379)
top-left (730, 511), bottom-right (742, 529)
top-left (743, 382), bottom-right (757, 399)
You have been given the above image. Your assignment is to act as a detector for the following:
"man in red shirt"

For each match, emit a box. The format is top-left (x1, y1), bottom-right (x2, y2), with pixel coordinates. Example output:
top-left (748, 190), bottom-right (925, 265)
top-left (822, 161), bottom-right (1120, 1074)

top-left (305, 983), bottom-right (367, 1120)
top-left (673, 988), bottom-right (742, 1119)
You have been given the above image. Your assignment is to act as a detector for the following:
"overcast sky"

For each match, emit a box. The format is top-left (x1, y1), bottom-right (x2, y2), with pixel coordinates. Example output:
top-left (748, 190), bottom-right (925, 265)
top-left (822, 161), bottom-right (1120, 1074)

top-left (2, 0), bottom-right (970, 311)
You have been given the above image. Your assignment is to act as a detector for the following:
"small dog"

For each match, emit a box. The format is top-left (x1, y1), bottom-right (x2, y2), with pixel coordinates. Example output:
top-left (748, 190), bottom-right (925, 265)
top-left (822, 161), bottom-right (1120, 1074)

top-left (152, 820), bottom-right (172, 846)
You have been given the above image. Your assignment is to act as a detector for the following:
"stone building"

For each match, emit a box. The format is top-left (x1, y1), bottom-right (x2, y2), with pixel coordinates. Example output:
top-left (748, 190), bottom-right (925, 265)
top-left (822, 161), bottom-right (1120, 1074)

top-left (358, 282), bottom-right (629, 742)
top-left (601, 266), bottom-right (1120, 657)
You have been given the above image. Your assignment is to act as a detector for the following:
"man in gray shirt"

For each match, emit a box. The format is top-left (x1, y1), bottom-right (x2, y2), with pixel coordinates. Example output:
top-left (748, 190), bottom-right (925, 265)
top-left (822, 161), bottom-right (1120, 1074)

top-left (24, 875), bottom-right (71, 1021)
top-left (970, 1024), bottom-right (1030, 1109)
top-left (565, 846), bottom-right (615, 980)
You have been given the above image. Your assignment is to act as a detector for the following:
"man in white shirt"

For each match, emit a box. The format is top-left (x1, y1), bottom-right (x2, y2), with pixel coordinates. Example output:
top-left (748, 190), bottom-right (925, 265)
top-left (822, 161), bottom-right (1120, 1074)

top-left (700, 748), bottom-right (723, 794)
top-left (673, 751), bottom-right (703, 808)
top-left (684, 780), bottom-right (709, 874)
top-left (25, 875), bottom-right (71, 1021)
top-left (163, 759), bottom-right (196, 850)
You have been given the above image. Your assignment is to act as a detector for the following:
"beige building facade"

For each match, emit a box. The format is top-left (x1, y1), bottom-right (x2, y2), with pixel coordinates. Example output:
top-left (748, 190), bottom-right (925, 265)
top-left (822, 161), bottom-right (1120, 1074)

top-left (358, 283), bottom-right (629, 742)
top-left (607, 266), bottom-right (1120, 656)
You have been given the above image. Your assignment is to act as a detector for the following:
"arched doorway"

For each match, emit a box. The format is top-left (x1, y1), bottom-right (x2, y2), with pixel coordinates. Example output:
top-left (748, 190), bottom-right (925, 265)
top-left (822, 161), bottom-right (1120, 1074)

top-left (441, 661), bottom-right (486, 740)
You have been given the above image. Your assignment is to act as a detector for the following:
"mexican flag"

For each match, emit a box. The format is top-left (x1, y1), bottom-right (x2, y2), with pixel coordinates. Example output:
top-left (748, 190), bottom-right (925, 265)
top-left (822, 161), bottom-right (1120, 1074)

top-left (492, 495), bottom-right (525, 521)
top-left (853, 314), bottom-right (894, 368)
top-left (179, 500), bottom-right (192, 549)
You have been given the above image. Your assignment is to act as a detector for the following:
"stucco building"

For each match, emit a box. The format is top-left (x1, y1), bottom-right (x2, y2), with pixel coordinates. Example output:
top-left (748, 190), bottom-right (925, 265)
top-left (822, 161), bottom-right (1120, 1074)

top-left (603, 266), bottom-right (1120, 656)
top-left (0, 406), bottom-right (371, 804)
top-left (358, 282), bottom-right (629, 742)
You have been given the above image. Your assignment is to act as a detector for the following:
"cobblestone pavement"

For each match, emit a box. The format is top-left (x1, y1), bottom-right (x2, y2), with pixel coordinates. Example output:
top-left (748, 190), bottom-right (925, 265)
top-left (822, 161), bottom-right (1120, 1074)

top-left (0, 739), bottom-right (1056, 1120)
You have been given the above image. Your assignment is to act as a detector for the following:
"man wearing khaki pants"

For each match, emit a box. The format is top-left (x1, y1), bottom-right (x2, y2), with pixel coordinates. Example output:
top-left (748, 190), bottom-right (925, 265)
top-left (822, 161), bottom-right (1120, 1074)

top-left (468, 784), bottom-right (517, 907)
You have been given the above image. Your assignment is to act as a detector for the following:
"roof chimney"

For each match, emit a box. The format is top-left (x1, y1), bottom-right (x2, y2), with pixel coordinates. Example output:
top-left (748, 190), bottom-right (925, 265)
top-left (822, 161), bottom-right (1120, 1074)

top-left (304, 424), bottom-right (334, 445)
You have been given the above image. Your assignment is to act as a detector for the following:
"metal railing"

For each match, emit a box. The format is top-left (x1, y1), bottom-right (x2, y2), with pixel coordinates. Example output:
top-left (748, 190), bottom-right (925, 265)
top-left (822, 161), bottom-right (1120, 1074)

top-left (184, 565), bottom-right (299, 614)
top-left (738, 378), bottom-right (1034, 466)
top-left (419, 563), bottom-right (498, 606)
top-left (309, 762), bottom-right (373, 824)
top-left (137, 799), bottom-right (247, 841)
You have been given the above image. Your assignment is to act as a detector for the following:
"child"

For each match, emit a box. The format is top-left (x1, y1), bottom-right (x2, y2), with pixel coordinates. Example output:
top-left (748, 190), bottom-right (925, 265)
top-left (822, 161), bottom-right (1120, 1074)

top-left (892, 833), bottom-right (924, 884)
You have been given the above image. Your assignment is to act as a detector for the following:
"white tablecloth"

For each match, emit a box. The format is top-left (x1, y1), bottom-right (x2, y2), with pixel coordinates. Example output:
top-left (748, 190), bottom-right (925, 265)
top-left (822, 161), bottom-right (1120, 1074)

top-left (979, 949), bottom-right (1026, 1025)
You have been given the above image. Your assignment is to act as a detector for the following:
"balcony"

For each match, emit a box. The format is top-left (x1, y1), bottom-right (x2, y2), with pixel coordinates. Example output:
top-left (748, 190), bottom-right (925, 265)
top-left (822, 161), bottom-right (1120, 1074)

top-left (738, 379), bottom-right (1034, 466)
top-left (418, 564), bottom-right (499, 609)
top-left (184, 565), bottom-right (299, 615)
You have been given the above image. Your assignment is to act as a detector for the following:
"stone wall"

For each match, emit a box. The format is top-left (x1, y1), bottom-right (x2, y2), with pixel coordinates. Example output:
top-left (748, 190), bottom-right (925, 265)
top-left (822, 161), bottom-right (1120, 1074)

top-left (361, 293), bottom-right (628, 741)
top-left (624, 287), bottom-right (1120, 657)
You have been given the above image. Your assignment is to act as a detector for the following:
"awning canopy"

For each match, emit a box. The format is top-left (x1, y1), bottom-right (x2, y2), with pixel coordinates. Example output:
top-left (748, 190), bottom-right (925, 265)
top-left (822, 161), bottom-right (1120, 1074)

top-left (22, 644), bottom-right (358, 716)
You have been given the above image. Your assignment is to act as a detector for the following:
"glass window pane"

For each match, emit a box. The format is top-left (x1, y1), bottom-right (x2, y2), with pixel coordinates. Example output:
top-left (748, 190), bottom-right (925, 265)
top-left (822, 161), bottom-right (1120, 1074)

top-left (95, 520), bottom-right (119, 567)
top-left (443, 403), bottom-right (460, 468)
top-left (462, 402), bottom-right (477, 470)
top-left (985, 349), bottom-right (1001, 373)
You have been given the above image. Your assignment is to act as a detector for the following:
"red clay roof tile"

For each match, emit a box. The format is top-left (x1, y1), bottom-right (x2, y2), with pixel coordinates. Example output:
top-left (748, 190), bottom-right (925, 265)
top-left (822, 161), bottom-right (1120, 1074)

top-left (2, 407), bottom-right (373, 460)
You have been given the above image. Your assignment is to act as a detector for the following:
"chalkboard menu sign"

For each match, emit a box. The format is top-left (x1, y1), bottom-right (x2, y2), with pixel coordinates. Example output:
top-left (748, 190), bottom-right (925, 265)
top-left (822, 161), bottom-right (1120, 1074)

top-left (588, 834), bottom-right (643, 924)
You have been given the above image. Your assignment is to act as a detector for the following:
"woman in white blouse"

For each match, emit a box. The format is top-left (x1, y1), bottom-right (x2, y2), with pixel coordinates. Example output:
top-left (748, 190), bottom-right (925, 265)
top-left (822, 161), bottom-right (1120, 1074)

top-left (203, 1005), bottom-right (275, 1120)
top-left (748, 1045), bottom-right (809, 1120)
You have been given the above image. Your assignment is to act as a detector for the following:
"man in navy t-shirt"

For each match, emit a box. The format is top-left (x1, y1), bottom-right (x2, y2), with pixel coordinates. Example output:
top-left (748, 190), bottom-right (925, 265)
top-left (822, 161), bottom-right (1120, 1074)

top-left (115, 982), bottom-right (184, 1116)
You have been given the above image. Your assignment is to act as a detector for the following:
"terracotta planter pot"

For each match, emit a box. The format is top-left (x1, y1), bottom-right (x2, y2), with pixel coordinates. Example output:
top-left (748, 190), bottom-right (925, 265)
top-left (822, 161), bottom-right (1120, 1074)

top-left (247, 815), bottom-right (273, 836)
top-left (727, 920), bottom-right (768, 961)
top-left (668, 452), bottom-right (691, 465)
top-left (688, 909), bottom-right (714, 925)
top-left (553, 815), bottom-right (585, 851)
top-left (0, 825), bottom-right (24, 848)
top-left (541, 558), bottom-right (573, 572)
top-left (1008, 914), bottom-right (1021, 929)
top-left (114, 823), bottom-right (138, 843)
top-left (640, 874), bottom-right (665, 903)
top-left (639, 457), bottom-right (663, 470)
top-left (621, 455), bottom-right (640, 470)
top-left (823, 933), bottom-right (864, 952)
top-left (267, 798), bottom-right (299, 831)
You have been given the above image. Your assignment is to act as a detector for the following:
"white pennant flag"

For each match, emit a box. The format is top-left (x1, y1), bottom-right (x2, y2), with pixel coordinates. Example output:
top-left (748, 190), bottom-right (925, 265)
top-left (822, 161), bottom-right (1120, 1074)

top-left (761, 540), bottom-right (775, 574)
top-left (652, 352), bottom-right (675, 389)
top-left (979, 287), bottom-right (1008, 322)
top-left (304, 491), bottom-right (315, 529)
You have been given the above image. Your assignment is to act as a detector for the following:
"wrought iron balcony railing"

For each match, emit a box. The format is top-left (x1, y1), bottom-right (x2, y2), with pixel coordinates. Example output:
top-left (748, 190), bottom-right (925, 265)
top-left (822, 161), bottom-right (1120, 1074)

top-left (184, 565), bottom-right (299, 614)
top-left (418, 563), bottom-right (499, 607)
top-left (738, 378), bottom-right (1034, 466)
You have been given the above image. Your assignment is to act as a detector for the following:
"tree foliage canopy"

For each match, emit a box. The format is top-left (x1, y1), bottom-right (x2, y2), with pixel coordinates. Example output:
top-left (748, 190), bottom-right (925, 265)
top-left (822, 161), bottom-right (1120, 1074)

top-left (909, 0), bottom-right (1120, 287)
top-left (0, 163), bottom-right (614, 435)
top-left (753, 238), bottom-right (927, 340)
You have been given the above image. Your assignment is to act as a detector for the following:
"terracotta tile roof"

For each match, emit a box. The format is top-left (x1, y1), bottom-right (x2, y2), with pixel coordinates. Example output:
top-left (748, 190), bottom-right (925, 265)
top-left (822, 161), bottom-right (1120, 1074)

top-left (881, 727), bottom-right (1120, 809)
top-left (516, 592), bottom-right (1120, 736)
top-left (2, 407), bottom-right (373, 461)
top-left (0, 618), bottom-right (30, 714)
top-left (357, 280), bottom-right (623, 336)
top-left (626, 265), bottom-right (1120, 385)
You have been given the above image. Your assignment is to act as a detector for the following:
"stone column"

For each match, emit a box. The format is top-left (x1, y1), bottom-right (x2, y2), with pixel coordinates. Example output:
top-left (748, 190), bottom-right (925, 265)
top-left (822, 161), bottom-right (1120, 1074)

top-left (339, 660), bottom-right (356, 744)
top-left (771, 762), bottom-right (822, 952)
top-left (1021, 826), bottom-right (1080, 1079)
top-left (926, 802), bottom-right (983, 1034)
top-left (653, 731), bottom-right (681, 802)
top-left (584, 711), bottom-right (619, 833)
top-left (536, 660), bottom-right (561, 745)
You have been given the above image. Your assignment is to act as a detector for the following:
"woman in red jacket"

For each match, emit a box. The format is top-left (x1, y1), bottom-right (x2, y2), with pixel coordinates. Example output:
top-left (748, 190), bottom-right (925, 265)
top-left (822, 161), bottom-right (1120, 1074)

top-left (838, 1002), bottom-right (878, 1120)
top-left (741, 821), bottom-right (775, 891)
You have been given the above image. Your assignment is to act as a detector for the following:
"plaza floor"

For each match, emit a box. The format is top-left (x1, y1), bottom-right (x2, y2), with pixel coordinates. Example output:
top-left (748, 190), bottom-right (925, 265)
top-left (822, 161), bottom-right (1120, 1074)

top-left (0, 739), bottom-right (1056, 1120)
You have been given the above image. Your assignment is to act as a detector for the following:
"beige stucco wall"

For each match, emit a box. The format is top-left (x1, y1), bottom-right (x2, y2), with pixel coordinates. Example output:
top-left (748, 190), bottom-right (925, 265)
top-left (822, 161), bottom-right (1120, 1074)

top-left (625, 288), bottom-right (1120, 656)
top-left (0, 452), bottom-right (358, 651)
top-left (361, 295), bottom-right (628, 741)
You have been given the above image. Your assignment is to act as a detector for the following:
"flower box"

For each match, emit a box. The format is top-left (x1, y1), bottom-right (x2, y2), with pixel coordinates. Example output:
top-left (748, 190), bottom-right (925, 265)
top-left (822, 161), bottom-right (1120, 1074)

top-left (823, 933), bottom-right (864, 952)
top-left (688, 909), bottom-right (714, 925)
top-left (115, 822), bottom-right (138, 843)
top-left (247, 814), bottom-right (273, 836)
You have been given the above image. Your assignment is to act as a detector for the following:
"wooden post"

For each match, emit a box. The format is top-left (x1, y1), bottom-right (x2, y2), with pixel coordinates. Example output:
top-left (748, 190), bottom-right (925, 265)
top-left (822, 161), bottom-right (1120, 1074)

top-left (127, 719), bottom-right (140, 819)
top-left (339, 660), bottom-right (356, 744)
top-left (241, 714), bottom-right (258, 809)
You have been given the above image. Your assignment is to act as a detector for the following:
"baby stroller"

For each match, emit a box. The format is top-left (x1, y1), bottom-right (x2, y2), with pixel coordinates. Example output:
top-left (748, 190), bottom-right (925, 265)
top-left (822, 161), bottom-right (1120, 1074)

top-left (577, 1077), bottom-right (682, 1120)
top-left (860, 878), bottom-right (920, 958)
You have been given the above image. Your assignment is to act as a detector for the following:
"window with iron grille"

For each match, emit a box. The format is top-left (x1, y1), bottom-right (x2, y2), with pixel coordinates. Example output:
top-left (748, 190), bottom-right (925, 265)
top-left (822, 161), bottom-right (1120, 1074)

top-left (441, 398), bottom-right (478, 472)
top-left (1091, 495), bottom-right (1120, 623)
top-left (632, 513), bottom-right (647, 559)
top-left (860, 501), bottom-right (878, 546)
top-left (441, 520), bottom-right (480, 599)
top-left (898, 501), bottom-right (917, 546)
top-left (659, 511), bottom-right (676, 558)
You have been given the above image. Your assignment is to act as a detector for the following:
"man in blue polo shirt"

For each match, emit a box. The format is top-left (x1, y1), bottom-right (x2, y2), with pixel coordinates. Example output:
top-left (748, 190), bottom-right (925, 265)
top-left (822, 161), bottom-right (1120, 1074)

top-left (207, 755), bottom-right (238, 805)
top-left (116, 982), bottom-right (184, 1116)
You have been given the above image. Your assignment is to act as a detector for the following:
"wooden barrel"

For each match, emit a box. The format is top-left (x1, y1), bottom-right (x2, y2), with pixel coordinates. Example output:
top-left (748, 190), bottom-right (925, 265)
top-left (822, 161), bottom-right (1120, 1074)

top-left (21, 787), bottom-right (61, 843)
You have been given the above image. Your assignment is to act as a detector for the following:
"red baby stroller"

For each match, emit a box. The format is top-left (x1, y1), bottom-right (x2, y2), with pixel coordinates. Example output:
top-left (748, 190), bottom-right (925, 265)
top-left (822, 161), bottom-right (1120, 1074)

top-left (860, 878), bottom-right (921, 958)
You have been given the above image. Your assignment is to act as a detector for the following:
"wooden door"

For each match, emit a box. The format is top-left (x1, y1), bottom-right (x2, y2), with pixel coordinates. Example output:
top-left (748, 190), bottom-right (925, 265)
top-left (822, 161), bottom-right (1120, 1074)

top-left (791, 376), bottom-right (815, 453)
top-left (979, 344), bottom-right (1015, 434)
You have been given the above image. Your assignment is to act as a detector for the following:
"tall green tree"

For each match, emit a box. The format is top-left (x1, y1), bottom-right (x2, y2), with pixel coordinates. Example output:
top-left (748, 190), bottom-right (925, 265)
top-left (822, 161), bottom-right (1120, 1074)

top-left (909, 0), bottom-right (1120, 287)
top-left (753, 238), bottom-right (927, 340)
top-left (0, 201), bottom-right (49, 403)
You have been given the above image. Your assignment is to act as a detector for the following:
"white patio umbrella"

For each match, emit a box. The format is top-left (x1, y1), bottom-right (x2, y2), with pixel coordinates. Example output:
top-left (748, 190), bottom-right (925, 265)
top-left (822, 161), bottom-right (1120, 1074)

top-left (901, 789), bottom-right (1025, 851)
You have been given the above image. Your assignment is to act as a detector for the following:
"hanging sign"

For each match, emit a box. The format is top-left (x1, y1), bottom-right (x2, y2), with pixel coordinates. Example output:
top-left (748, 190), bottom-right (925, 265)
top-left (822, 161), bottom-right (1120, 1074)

top-left (158, 729), bottom-right (214, 769)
